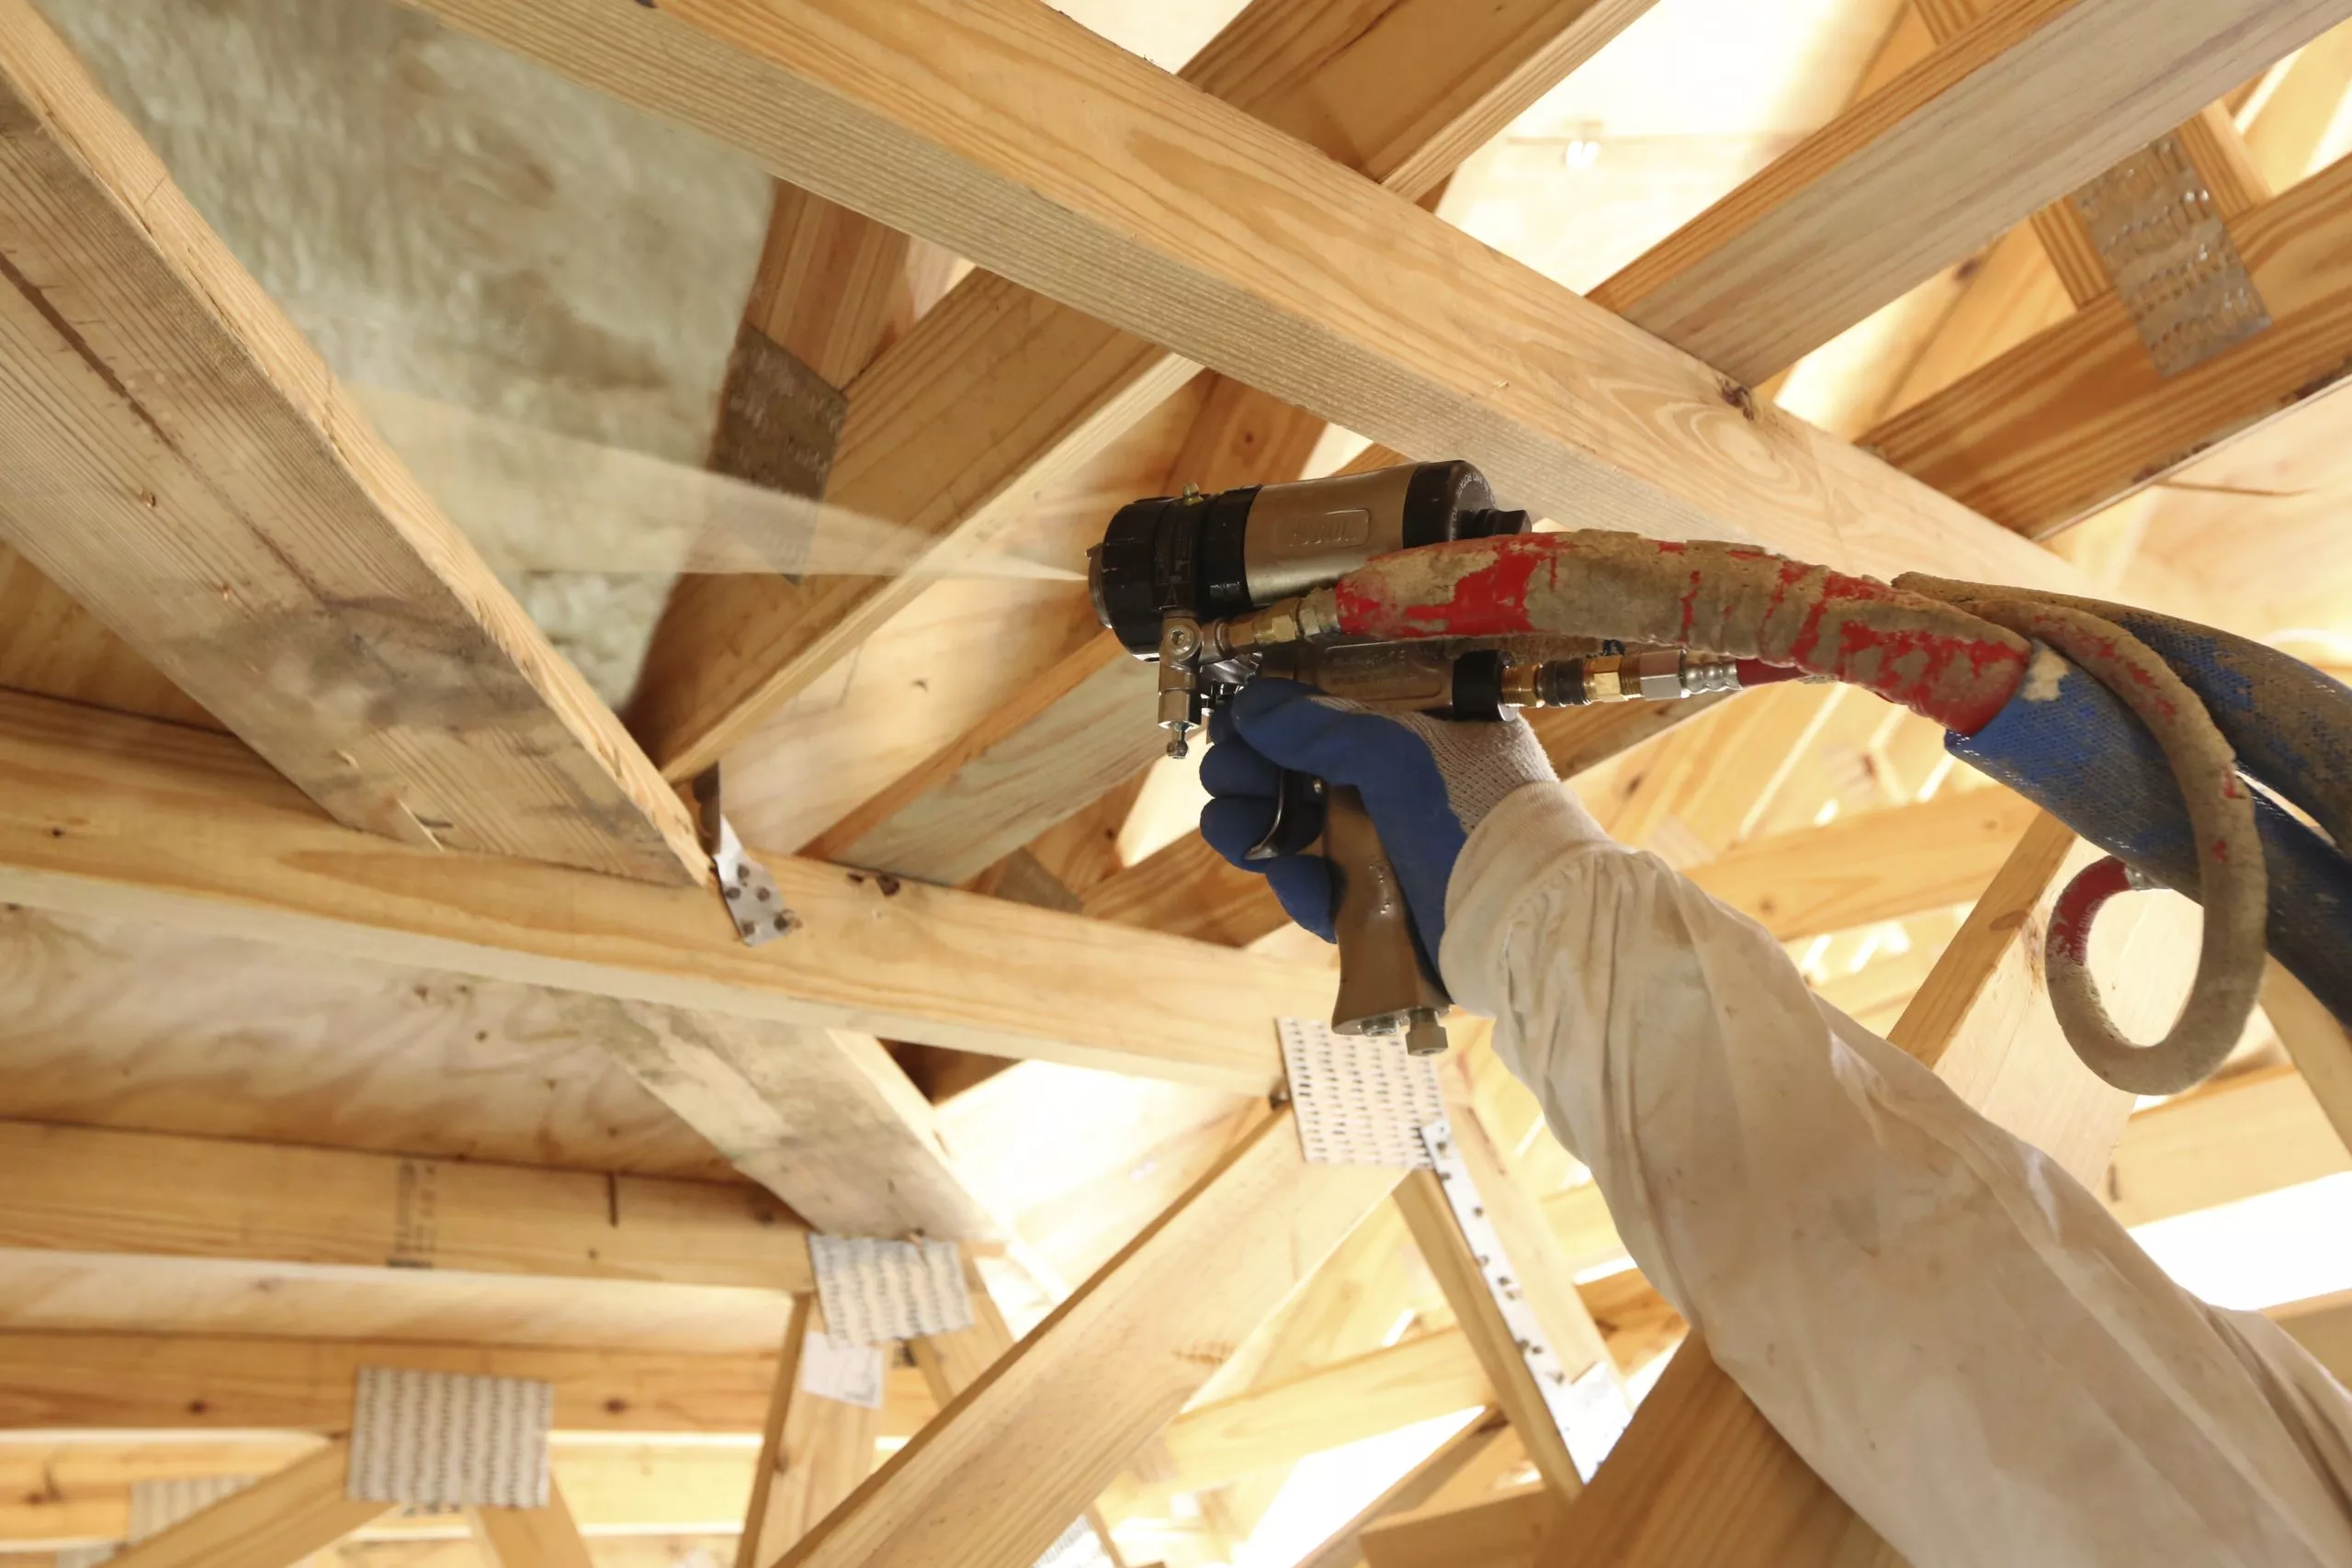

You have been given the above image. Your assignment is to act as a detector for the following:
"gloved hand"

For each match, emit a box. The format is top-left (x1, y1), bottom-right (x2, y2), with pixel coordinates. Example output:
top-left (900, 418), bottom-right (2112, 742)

top-left (1199, 679), bottom-right (1557, 951)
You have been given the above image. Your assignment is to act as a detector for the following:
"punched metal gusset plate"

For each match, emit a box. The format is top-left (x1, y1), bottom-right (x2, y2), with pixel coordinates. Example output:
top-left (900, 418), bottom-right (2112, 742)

top-left (692, 765), bottom-right (798, 948)
top-left (2075, 132), bottom-right (2270, 377)
top-left (1280, 1017), bottom-right (1445, 1168)
top-left (714, 815), bottom-right (797, 947)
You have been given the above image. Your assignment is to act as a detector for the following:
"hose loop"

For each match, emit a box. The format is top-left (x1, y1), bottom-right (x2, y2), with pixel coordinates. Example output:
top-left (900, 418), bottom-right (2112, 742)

top-left (1929, 598), bottom-right (2266, 1096)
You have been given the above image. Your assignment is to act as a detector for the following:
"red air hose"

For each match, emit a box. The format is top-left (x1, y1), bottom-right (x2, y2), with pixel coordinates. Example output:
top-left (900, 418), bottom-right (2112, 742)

top-left (1332, 532), bottom-right (2032, 733)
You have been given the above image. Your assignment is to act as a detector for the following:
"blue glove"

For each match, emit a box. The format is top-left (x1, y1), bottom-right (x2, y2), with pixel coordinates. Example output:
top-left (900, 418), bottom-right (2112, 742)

top-left (1200, 679), bottom-right (1557, 951)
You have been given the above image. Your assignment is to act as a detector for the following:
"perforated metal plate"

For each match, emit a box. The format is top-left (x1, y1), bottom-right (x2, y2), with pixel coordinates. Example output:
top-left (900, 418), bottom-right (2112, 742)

top-left (1281, 1016), bottom-right (1446, 1168)
top-left (2075, 133), bottom-right (2271, 377)
top-left (128, 1475), bottom-right (257, 1540)
top-left (808, 1235), bottom-right (975, 1345)
top-left (349, 1367), bottom-right (551, 1509)
top-left (798, 1330), bottom-right (888, 1409)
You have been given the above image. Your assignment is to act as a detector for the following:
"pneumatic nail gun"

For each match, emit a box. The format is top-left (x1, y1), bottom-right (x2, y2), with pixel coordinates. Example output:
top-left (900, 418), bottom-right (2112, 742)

top-left (1088, 460), bottom-right (1749, 1056)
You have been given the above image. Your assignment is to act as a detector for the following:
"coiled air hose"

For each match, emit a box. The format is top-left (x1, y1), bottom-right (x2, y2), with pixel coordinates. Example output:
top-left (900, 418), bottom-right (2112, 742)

top-left (1323, 531), bottom-right (2352, 1096)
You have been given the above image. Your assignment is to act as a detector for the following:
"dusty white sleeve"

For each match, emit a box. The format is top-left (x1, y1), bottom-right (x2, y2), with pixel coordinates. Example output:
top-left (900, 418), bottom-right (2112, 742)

top-left (1439, 782), bottom-right (2352, 1568)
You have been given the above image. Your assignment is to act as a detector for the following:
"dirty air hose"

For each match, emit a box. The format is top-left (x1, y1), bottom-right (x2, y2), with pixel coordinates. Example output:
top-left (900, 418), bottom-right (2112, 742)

top-left (1315, 530), bottom-right (2352, 1097)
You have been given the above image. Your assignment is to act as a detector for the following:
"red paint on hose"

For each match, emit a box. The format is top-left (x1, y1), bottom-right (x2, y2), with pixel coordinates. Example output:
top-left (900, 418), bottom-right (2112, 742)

top-left (1332, 533), bottom-right (2031, 732)
top-left (2050, 854), bottom-right (2134, 966)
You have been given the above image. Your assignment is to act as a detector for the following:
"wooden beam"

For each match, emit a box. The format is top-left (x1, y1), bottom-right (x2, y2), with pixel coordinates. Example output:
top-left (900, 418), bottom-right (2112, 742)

top-left (1102, 1261), bottom-right (1700, 1525)
top-left (469, 1483), bottom-right (595, 1568)
top-left (1581, 0), bottom-right (2326, 382)
top-left (1362, 1486), bottom-right (1566, 1568)
top-left (2262, 963), bottom-right (2352, 1152)
top-left (1108, 1330), bottom-right (1493, 1517)
top-left (0, 1333), bottom-right (806, 1436)
top-left (771, 1110), bottom-right (1403, 1568)
top-left (625, 0), bottom-right (1660, 782)
top-left (2241, 19), bottom-right (2352, 186)
top-left (805, 378), bottom-right (1329, 882)
top-left (904, 1247), bottom-right (1128, 1565)
top-left (0, 1439), bottom-right (771, 1548)
top-left (1865, 152), bottom-right (2352, 536)
top-left (1578, 683), bottom-right (1842, 858)
top-left (0, 545), bottom-right (220, 731)
top-left (1682, 786), bottom-right (2038, 941)
top-left (2104, 1062), bottom-right (2351, 1226)
top-left (740, 1299), bottom-right (882, 1568)
top-left (0, 691), bottom-right (1324, 1099)
top-left (0, 0), bottom-right (702, 885)
top-left (2015, 102), bottom-right (2263, 310)
top-left (1176, 1195), bottom-right (1443, 1551)
top-left (735, 184), bottom-right (957, 394)
top-left (0, 1120), bottom-right (813, 1292)
top-left (1538, 814), bottom-right (2202, 1567)
top-left (103, 1441), bottom-right (389, 1568)
top-left (1295, 1411), bottom-right (1512, 1568)
top-left (803, 633), bottom-right (1159, 884)
top-left (1081, 830), bottom-right (1285, 948)
top-left (1008, 770), bottom-right (1156, 905)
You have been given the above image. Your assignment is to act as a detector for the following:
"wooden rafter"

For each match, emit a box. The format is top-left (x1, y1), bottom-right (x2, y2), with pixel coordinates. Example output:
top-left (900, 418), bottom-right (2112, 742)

top-left (1394, 1171), bottom-right (1600, 1500)
top-left (503, 0), bottom-right (2256, 786)
top-left (0, 1333), bottom-right (872, 1437)
top-left (1589, 0), bottom-right (2313, 381)
top-left (1362, 1486), bottom-right (1564, 1568)
top-left (383, 0), bottom-right (2316, 605)
top-left (625, 0), bottom-right (1655, 782)
top-left (0, 691), bottom-right (1319, 1099)
top-left (803, 389), bottom-right (1329, 885)
top-left (732, 183), bottom-right (959, 397)
top-left (738, 1298), bottom-right (883, 1568)
top-left (0, 0), bottom-right (704, 885)
top-left (0, 1120), bottom-right (814, 1292)
top-left (0, 1440), bottom-right (780, 1549)
top-left (469, 1483), bottom-right (598, 1568)
top-left (99, 1440), bottom-right (389, 1568)
top-left (906, 1247), bottom-right (1129, 1565)
top-left (799, 0), bottom-right (2320, 910)
top-left (1291, 1412), bottom-right (1515, 1568)
top-left (2106, 1061), bottom-right (2351, 1225)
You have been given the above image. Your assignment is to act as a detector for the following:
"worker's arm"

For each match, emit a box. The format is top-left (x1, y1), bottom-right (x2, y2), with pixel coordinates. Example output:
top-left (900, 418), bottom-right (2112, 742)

top-left (1205, 682), bottom-right (2352, 1568)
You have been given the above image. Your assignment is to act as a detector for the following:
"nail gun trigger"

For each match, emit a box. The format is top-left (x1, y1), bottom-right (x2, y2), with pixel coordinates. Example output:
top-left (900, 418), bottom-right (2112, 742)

top-left (1248, 769), bottom-right (1329, 861)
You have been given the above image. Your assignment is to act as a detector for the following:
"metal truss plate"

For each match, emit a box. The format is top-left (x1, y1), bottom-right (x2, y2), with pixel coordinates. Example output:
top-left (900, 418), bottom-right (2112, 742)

top-left (1281, 1016), bottom-right (1446, 1168)
top-left (808, 1234), bottom-right (975, 1345)
top-left (349, 1366), bottom-right (552, 1510)
top-left (2075, 133), bottom-right (2270, 377)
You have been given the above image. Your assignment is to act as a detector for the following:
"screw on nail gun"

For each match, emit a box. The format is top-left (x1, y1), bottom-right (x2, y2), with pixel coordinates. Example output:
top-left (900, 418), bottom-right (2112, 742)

top-left (1088, 460), bottom-right (1770, 1057)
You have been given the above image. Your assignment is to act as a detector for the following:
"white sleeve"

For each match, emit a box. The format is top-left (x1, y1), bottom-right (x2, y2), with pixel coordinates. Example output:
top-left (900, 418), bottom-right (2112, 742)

top-left (1438, 783), bottom-right (2352, 1568)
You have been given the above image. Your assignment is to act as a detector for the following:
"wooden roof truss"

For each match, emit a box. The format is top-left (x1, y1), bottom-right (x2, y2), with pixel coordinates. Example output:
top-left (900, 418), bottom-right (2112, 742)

top-left (2, 0), bottom-right (2351, 1564)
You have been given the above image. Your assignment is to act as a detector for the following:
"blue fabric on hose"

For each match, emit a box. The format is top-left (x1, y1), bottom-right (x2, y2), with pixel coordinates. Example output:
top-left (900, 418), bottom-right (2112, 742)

top-left (2058, 603), bottom-right (2352, 851)
top-left (1948, 651), bottom-right (2352, 1028)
